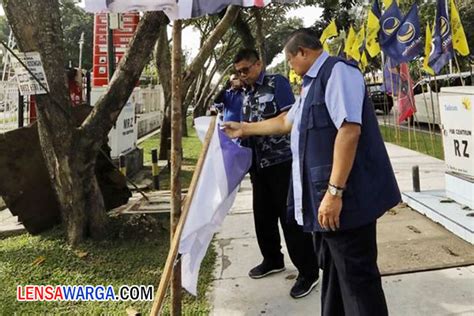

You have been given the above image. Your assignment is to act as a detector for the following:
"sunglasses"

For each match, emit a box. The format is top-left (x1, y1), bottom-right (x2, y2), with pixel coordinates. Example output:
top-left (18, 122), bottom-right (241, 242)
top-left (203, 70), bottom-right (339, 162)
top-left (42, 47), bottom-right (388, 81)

top-left (236, 61), bottom-right (257, 75)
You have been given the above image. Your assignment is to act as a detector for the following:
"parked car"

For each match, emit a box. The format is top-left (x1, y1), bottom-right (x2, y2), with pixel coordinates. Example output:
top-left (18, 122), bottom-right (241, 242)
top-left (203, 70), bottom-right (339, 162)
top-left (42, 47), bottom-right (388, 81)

top-left (413, 72), bottom-right (472, 125)
top-left (367, 83), bottom-right (393, 114)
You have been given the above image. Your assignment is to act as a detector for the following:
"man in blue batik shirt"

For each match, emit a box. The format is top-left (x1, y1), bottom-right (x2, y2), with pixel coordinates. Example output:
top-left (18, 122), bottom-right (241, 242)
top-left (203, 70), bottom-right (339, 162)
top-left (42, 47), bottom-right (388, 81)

top-left (233, 48), bottom-right (319, 299)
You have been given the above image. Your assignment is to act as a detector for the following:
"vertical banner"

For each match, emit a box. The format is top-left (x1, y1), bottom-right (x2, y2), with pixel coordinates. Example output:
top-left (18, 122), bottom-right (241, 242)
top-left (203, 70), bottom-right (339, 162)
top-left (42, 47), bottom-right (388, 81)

top-left (92, 13), bottom-right (140, 87)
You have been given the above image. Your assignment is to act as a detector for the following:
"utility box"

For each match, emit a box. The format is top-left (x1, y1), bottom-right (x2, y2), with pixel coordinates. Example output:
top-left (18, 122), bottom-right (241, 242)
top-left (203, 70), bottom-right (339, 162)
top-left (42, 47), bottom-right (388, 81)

top-left (439, 86), bottom-right (474, 208)
top-left (91, 87), bottom-right (138, 158)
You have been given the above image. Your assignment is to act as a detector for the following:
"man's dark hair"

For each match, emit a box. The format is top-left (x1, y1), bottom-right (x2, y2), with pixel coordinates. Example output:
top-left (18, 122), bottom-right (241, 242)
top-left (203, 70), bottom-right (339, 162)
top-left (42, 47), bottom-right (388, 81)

top-left (284, 28), bottom-right (322, 55)
top-left (233, 48), bottom-right (260, 64)
top-left (106, 0), bottom-right (114, 6)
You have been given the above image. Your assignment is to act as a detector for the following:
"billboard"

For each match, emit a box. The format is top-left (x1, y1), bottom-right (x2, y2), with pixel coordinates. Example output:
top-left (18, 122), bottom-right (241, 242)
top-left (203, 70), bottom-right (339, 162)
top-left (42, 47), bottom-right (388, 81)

top-left (92, 13), bottom-right (140, 87)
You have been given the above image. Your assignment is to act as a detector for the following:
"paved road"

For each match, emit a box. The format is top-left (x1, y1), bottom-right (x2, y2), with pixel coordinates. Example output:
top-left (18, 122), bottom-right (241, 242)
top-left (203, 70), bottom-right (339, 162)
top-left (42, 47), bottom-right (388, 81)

top-left (377, 112), bottom-right (441, 135)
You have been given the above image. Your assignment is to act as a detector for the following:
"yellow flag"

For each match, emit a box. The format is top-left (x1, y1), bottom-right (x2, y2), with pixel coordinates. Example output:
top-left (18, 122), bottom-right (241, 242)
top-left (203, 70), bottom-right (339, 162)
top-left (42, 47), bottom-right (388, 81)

top-left (344, 26), bottom-right (356, 57)
top-left (383, 0), bottom-right (399, 9)
top-left (289, 69), bottom-right (302, 85)
top-left (423, 23), bottom-right (435, 75)
top-left (323, 41), bottom-right (330, 54)
top-left (320, 19), bottom-right (338, 44)
top-left (349, 26), bottom-right (365, 62)
top-left (450, 0), bottom-right (470, 56)
top-left (366, 0), bottom-right (381, 57)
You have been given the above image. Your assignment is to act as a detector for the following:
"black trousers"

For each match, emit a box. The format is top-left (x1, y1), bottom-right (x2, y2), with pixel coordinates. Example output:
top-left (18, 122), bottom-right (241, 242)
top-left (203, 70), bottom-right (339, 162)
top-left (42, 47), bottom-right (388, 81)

top-left (250, 161), bottom-right (318, 279)
top-left (314, 222), bottom-right (388, 316)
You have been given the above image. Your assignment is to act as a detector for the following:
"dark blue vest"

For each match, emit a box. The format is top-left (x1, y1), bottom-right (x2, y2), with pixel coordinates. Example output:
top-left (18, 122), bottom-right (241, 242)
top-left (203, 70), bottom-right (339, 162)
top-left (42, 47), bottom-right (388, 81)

top-left (289, 56), bottom-right (401, 232)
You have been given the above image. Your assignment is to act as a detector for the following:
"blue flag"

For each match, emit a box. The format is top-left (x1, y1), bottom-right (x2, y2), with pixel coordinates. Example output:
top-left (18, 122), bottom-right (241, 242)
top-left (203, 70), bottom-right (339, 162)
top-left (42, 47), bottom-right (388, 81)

top-left (383, 56), bottom-right (399, 96)
top-left (379, 1), bottom-right (403, 47)
top-left (428, 0), bottom-right (454, 74)
top-left (382, 4), bottom-right (423, 64)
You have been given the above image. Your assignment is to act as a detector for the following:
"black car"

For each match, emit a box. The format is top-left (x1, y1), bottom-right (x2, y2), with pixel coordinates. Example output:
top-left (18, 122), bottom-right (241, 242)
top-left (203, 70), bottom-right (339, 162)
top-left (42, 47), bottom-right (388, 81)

top-left (367, 83), bottom-right (393, 114)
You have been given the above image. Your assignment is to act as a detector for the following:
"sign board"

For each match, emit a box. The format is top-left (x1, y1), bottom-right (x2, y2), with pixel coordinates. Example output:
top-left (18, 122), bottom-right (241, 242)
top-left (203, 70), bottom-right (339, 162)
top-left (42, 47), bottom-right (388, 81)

top-left (12, 52), bottom-right (49, 96)
top-left (91, 87), bottom-right (138, 158)
top-left (439, 87), bottom-right (474, 179)
top-left (92, 13), bottom-right (139, 87)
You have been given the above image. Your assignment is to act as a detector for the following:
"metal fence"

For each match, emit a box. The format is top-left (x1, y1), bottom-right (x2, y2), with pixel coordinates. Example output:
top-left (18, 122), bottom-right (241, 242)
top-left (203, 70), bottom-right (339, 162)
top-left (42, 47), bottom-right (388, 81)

top-left (0, 81), bottom-right (33, 133)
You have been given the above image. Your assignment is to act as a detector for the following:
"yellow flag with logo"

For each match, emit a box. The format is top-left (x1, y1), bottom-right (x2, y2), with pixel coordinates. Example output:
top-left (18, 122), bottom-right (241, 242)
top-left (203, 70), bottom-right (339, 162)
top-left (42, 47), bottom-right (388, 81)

top-left (344, 26), bottom-right (356, 57)
top-left (320, 19), bottom-right (338, 45)
top-left (366, 0), bottom-right (381, 57)
top-left (423, 23), bottom-right (435, 75)
top-left (349, 26), bottom-right (365, 62)
top-left (450, 0), bottom-right (470, 56)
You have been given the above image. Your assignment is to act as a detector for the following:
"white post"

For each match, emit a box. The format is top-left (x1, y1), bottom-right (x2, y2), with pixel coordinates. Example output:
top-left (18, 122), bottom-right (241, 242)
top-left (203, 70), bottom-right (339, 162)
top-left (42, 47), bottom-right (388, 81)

top-left (78, 32), bottom-right (85, 70)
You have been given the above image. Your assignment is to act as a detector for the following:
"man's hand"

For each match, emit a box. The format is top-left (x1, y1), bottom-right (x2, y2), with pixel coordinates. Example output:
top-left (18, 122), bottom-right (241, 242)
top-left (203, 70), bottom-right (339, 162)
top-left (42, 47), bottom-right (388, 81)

top-left (223, 121), bottom-right (245, 139)
top-left (318, 193), bottom-right (342, 231)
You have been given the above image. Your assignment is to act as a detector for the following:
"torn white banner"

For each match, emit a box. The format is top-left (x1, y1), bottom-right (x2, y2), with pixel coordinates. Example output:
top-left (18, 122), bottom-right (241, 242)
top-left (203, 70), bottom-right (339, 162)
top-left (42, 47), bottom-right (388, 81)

top-left (179, 117), bottom-right (251, 295)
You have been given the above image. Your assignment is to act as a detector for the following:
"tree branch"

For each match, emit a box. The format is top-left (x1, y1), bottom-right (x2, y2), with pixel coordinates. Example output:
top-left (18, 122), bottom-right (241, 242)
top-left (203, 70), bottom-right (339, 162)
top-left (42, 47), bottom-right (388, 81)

top-left (182, 6), bottom-right (240, 92)
top-left (234, 11), bottom-right (256, 49)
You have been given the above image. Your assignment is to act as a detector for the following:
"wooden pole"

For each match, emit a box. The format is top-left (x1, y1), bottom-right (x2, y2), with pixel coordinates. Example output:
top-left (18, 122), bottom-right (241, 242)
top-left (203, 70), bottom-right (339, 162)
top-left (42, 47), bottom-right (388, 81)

top-left (417, 68), bottom-right (435, 156)
top-left (380, 55), bottom-right (389, 138)
top-left (453, 53), bottom-right (465, 86)
top-left (388, 59), bottom-right (399, 144)
top-left (170, 20), bottom-right (183, 316)
top-left (150, 116), bottom-right (217, 316)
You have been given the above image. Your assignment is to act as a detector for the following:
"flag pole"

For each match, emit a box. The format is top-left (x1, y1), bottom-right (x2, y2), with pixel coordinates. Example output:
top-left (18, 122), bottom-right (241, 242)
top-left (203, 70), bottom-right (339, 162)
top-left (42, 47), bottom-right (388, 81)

top-left (407, 67), bottom-right (419, 152)
top-left (390, 62), bottom-right (401, 144)
top-left (397, 70), bottom-right (408, 147)
top-left (453, 53), bottom-right (465, 86)
top-left (150, 116), bottom-right (217, 316)
top-left (386, 57), bottom-right (398, 143)
top-left (416, 66), bottom-right (436, 156)
top-left (432, 74), bottom-right (440, 128)
top-left (380, 54), bottom-right (391, 140)
top-left (446, 0), bottom-right (454, 75)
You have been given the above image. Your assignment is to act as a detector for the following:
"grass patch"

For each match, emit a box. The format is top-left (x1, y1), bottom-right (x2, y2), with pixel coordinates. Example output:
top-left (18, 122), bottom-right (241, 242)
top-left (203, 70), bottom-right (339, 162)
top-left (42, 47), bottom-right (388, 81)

top-left (0, 118), bottom-right (216, 314)
top-left (139, 117), bottom-right (202, 190)
top-left (379, 125), bottom-right (445, 160)
top-left (0, 218), bottom-right (216, 314)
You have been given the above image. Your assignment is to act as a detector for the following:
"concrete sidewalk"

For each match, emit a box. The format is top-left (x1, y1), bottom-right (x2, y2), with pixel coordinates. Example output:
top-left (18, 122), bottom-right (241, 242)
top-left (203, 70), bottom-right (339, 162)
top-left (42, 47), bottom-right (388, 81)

top-left (209, 143), bottom-right (474, 316)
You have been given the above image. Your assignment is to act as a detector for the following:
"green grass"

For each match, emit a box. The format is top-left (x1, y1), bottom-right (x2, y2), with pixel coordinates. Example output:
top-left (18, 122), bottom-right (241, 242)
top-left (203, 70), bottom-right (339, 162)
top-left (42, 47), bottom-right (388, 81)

top-left (0, 220), bottom-right (216, 314)
top-left (379, 125), bottom-right (445, 160)
top-left (139, 118), bottom-right (202, 190)
top-left (0, 119), bottom-right (215, 314)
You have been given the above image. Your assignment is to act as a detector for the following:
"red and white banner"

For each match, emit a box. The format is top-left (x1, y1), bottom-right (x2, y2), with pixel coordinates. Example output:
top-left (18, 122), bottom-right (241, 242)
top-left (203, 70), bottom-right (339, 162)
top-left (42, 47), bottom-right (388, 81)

top-left (397, 63), bottom-right (416, 124)
top-left (92, 13), bottom-right (140, 87)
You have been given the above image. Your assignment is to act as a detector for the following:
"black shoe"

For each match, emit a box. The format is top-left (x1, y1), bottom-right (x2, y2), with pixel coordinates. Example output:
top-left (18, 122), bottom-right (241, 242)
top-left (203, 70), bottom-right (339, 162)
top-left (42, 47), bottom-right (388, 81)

top-left (290, 275), bottom-right (319, 299)
top-left (248, 262), bottom-right (285, 279)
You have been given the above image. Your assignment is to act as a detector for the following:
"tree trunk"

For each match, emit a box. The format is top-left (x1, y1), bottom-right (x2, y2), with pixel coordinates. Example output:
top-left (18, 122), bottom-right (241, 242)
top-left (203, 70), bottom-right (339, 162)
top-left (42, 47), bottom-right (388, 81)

top-left (234, 12), bottom-right (256, 49)
top-left (3, 0), bottom-right (167, 245)
top-left (182, 6), bottom-right (240, 101)
top-left (193, 64), bottom-right (220, 117)
top-left (254, 9), bottom-right (266, 68)
top-left (155, 25), bottom-right (172, 160)
top-left (201, 63), bottom-right (233, 115)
